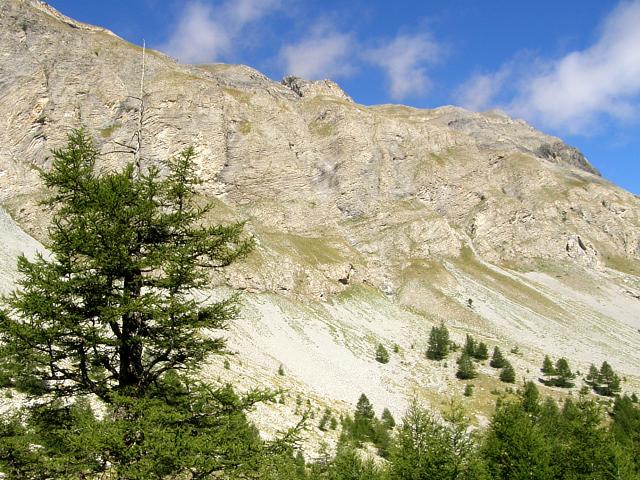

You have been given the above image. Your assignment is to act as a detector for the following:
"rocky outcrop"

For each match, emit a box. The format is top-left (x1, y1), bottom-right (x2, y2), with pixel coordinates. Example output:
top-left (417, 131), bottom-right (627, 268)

top-left (282, 75), bottom-right (353, 102)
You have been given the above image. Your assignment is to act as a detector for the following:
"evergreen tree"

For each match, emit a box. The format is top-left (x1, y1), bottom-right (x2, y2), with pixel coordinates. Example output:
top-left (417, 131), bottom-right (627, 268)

top-left (381, 408), bottom-right (396, 429)
top-left (483, 401), bottom-right (552, 480)
top-left (541, 355), bottom-right (555, 376)
top-left (316, 446), bottom-right (384, 480)
top-left (551, 397), bottom-right (635, 479)
top-left (375, 344), bottom-right (390, 364)
top-left (520, 381), bottom-right (540, 415)
top-left (456, 353), bottom-right (477, 380)
top-left (490, 346), bottom-right (507, 368)
top-left (586, 363), bottom-right (600, 385)
top-left (611, 395), bottom-right (640, 473)
top-left (0, 131), bottom-right (299, 479)
top-left (553, 358), bottom-right (575, 388)
top-left (348, 394), bottom-right (376, 443)
top-left (0, 131), bottom-right (252, 400)
top-left (463, 334), bottom-right (477, 357)
top-left (426, 322), bottom-right (450, 360)
top-left (474, 342), bottom-right (489, 361)
top-left (355, 394), bottom-right (375, 421)
top-left (596, 361), bottom-right (621, 396)
top-left (389, 401), bottom-right (487, 480)
top-left (499, 361), bottom-right (516, 384)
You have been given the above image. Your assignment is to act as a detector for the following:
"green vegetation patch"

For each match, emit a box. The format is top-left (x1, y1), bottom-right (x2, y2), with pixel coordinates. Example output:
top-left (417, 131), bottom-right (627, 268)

top-left (99, 123), bottom-right (121, 138)
top-left (454, 246), bottom-right (570, 320)
top-left (309, 119), bottom-right (335, 137)
top-left (603, 254), bottom-right (640, 276)
top-left (260, 231), bottom-right (349, 266)
top-left (238, 120), bottom-right (252, 134)
top-left (223, 87), bottom-right (252, 105)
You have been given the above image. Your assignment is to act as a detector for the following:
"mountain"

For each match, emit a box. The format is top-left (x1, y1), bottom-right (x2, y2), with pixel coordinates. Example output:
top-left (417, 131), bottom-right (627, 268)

top-left (1, 0), bottom-right (639, 447)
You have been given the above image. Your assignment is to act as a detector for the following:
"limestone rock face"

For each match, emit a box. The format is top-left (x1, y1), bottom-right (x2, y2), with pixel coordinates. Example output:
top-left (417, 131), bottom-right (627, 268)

top-left (1, 0), bottom-right (640, 424)
top-left (281, 75), bottom-right (353, 102)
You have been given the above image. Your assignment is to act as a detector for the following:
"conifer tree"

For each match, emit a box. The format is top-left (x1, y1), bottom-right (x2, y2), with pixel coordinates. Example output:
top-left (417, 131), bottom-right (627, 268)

top-left (456, 353), bottom-right (477, 380)
top-left (0, 130), bottom-right (297, 479)
top-left (541, 355), bottom-right (556, 376)
top-left (381, 408), bottom-right (396, 429)
top-left (375, 343), bottom-right (390, 364)
top-left (463, 334), bottom-right (477, 357)
top-left (586, 363), bottom-right (600, 385)
top-left (597, 361), bottom-right (621, 396)
top-left (0, 131), bottom-right (253, 401)
top-left (554, 358), bottom-right (575, 388)
top-left (483, 401), bottom-right (552, 479)
top-left (520, 381), bottom-right (541, 415)
top-left (390, 401), bottom-right (487, 479)
top-left (500, 361), bottom-right (516, 384)
top-left (490, 346), bottom-right (507, 368)
top-left (355, 394), bottom-right (375, 421)
top-left (474, 341), bottom-right (489, 361)
top-left (426, 322), bottom-right (450, 360)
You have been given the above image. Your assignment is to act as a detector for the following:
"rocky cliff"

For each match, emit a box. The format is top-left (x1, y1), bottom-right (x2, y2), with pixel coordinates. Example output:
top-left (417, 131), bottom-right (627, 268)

top-left (1, 0), bottom-right (640, 442)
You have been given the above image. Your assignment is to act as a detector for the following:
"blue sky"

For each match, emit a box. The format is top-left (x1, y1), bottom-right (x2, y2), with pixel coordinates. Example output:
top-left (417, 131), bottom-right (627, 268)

top-left (48, 0), bottom-right (640, 194)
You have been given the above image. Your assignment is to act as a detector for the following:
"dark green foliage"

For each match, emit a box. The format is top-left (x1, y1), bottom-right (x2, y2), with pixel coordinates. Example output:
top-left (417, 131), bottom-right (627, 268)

top-left (547, 397), bottom-right (635, 479)
top-left (540, 357), bottom-right (575, 388)
top-left (499, 361), bottom-right (516, 383)
top-left (0, 131), bottom-right (317, 479)
top-left (278, 364), bottom-right (286, 376)
top-left (392, 344), bottom-right (400, 354)
top-left (355, 394), bottom-right (375, 421)
top-left (426, 322), bottom-right (450, 360)
top-left (474, 342), bottom-right (489, 361)
top-left (483, 385), bottom-right (636, 480)
top-left (463, 334), bottom-right (477, 357)
top-left (330, 416), bottom-right (338, 430)
top-left (586, 363), bottom-right (600, 385)
top-left (0, 130), bottom-right (252, 401)
top-left (0, 381), bottom-right (282, 479)
top-left (611, 395), bottom-right (640, 473)
top-left (389, 401), bottom-right (487, 480)
top-left (341, 395), bottom-right (393, 458)
top-left (381, 408), bottom-right (396, 429)
top-left (483, 401), bottom-right (553, 479)
top-left (490, 346), bottom-right (507, 368)
top-left (464, 384), bottom-right (474, 397)
top-left (311, 446), bottom-right (384, 480)
top-left (592, 361), bottom-right (621, 396)
top-left (554, 358), bottom-right (575, 387)
top-left (375, 343), bottom-right (389, 364)
top-left (319, 408), bottom-right (333, 431)
top-left (520, 381), bottom-right (541, 415)
top-left (456, 353), bottom-right (477, 380)
top-left (541, 355), bottom-right (556, 376)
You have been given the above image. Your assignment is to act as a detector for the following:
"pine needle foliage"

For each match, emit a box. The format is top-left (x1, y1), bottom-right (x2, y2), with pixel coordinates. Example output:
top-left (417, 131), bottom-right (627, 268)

top-left (0, 130), bottom-right (301, 479)
top-left (0, 130), bottom-right (253, 400)
top-left (426, 322), bottom-right (450, 360)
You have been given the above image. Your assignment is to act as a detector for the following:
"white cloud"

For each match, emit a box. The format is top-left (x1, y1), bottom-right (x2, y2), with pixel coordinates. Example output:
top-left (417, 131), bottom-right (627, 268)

top-left (160, 0), bottom-right (280, 64)
top-left (366, 33), bottom-right (440, 100)
top-left (279, 25), bottom-right (354, 80)
top-left (456, 1), bottom-right (640, 133)
top-left (513, 1), bottom-right (640, 132)
top-left (454, 64), bottom-right (513, 112)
